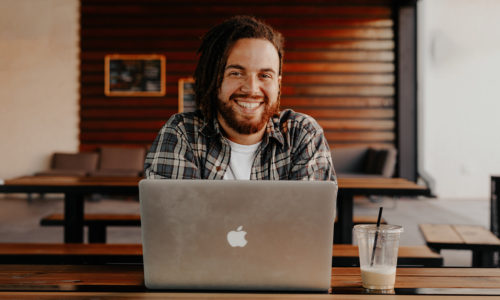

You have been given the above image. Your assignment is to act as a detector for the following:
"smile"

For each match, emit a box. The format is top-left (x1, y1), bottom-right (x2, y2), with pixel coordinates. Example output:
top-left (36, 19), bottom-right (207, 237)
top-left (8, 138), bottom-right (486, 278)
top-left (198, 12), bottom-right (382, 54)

top-left (235, 101), bottom-right (262, 109)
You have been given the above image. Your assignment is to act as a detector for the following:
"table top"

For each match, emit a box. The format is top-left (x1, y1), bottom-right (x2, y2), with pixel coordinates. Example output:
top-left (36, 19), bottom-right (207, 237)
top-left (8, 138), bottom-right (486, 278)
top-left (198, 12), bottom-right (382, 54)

top-left (0, 176), bottom-right (142, 194)
top-left (3, 176), bottom-right (142, 187)
top-left (0, 292), bottom-right (491, 299)
top-left (0, 243), bottom-right (440, 258)
top-left (337, 177), bottom-right (429, 195)
top-left (1, 176), bottom-right (428, 191)
top-left (1, 265), bottom-right (500, 296)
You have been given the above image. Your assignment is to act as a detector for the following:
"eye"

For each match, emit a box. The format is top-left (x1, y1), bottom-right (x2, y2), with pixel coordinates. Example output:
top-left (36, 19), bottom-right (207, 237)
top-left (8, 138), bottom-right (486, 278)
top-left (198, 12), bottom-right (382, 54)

top-left (260, 73), bottom-right (273, 79)
top-left (227, 70), bottom-right (242, 77)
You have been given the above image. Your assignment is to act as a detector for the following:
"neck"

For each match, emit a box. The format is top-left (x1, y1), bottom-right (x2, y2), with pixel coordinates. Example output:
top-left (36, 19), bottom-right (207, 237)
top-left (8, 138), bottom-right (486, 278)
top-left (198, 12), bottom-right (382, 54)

top-left (217, 115), bottom-right (266, 145)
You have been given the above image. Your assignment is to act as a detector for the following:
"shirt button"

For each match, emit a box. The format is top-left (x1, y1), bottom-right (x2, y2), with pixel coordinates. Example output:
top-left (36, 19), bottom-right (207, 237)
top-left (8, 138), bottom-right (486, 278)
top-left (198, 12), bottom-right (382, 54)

top-left (216, 166), bottom-right (222, 171)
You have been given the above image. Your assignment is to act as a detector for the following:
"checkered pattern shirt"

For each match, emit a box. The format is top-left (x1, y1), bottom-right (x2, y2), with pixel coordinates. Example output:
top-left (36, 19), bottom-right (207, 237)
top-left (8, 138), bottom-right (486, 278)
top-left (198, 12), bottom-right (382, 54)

top-left (144, 109), bottom-right (336, 182)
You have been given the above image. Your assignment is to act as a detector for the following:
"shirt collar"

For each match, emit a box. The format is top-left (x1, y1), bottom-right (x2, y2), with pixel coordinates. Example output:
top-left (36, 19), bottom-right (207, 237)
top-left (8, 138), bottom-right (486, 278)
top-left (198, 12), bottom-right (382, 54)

top-left (263, 113), bottom-right (284, 147)
top-left (199, 117), bottom-right (220, 138)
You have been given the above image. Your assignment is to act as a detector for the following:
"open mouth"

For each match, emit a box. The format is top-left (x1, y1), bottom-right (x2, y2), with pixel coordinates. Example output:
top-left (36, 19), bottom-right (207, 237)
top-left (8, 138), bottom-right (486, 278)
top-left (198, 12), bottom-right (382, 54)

top-left (235, 100), bottom-right (262, 110)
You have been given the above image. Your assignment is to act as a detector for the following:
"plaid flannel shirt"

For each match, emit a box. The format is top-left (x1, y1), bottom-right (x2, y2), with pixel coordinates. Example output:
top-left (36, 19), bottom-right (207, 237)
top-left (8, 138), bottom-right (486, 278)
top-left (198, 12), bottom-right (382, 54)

top-left (144, 109), bottom-right (336, 182)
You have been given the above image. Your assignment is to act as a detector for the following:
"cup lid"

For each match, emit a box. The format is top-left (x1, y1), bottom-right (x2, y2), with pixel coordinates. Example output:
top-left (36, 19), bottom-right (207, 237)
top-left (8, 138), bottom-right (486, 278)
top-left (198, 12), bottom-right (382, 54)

top-left (353, 224), bottom-right (403, 234)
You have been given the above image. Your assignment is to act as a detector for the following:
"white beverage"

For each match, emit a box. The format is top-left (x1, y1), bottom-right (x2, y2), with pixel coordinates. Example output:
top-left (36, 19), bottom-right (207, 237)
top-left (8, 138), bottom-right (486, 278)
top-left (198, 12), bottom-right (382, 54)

top-left (360, 265), bottom-right (396, 290)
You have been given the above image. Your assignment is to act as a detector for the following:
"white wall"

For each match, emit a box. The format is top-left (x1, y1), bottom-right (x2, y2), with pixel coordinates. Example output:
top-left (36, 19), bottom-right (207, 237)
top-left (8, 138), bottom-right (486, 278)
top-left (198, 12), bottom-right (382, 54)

top-left (418, 0), bottom-right (500, 198)
top-left (0, 0), bottom-right (79, 180)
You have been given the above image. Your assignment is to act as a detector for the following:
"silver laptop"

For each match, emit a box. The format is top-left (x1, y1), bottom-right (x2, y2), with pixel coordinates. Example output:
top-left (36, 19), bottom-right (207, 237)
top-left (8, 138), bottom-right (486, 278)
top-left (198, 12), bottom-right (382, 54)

top-left (139, 179), bottom-right (337, 292)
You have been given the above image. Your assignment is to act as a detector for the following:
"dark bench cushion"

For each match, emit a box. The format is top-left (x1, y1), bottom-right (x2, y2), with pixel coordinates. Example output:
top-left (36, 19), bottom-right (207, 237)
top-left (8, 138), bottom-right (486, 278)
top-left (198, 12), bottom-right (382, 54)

top-left (35, 152), bottom-right (99, 176)
top-left (332, 146), bottom-right (397, 178)
top-left (89, 146), bottom-right (145, 177)
top-left (364, 147), bottom-right (397, 177)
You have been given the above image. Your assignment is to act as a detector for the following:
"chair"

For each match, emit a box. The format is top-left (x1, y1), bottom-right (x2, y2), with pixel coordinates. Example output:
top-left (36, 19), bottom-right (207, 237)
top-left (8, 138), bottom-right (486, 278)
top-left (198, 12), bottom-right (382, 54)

top-left (331, 146), bottom-right (397, 178)
top-left (35, 152), bottom-right (99, 176)
top-left (89, 146), bottom-right (146, 177)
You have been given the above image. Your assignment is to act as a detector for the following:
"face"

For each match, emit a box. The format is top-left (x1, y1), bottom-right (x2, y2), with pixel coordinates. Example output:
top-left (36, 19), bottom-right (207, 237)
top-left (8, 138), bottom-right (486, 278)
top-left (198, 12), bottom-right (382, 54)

top-left (217, 38), bottom-right (281, 135)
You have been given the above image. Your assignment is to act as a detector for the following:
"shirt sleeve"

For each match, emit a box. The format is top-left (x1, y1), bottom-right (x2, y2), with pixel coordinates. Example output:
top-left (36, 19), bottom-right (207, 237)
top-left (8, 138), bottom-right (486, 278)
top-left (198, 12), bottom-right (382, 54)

top-left (288, 125), bottom-right (337, 183)
top-left (144, 117), bottom-right (201, 179)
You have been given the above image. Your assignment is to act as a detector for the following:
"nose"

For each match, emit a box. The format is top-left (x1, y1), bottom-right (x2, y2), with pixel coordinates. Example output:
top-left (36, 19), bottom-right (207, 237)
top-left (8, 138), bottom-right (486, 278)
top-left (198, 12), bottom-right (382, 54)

top-left (240, 75), bottom-right (260, 95)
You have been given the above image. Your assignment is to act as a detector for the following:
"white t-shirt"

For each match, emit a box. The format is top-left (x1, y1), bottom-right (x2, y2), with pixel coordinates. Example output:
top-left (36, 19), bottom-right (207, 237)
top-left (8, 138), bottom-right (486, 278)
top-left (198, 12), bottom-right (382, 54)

top-left (223, 140), bottom-right (261, 180)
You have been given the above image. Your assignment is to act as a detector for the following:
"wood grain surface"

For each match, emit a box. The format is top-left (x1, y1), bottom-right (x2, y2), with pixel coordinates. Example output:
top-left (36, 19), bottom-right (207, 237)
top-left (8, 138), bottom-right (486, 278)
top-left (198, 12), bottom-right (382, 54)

top-left (1, 265), bottom-right (500, 292)
top-left (0, 292), bottom-right (492, 300)
top-left (80, 0), bottom-right (397, 151)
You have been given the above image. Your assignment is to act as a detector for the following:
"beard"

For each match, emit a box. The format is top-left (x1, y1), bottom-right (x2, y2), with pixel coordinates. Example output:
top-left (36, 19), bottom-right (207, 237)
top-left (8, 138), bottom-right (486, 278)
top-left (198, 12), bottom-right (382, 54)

top-left (217, 93), bottom-right (280, 135)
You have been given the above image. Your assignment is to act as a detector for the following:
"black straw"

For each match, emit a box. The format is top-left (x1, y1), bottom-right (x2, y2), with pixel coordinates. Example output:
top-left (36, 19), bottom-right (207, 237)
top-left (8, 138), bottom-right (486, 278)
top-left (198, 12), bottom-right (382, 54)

top-left (370, 207), bottom-right (383, 267)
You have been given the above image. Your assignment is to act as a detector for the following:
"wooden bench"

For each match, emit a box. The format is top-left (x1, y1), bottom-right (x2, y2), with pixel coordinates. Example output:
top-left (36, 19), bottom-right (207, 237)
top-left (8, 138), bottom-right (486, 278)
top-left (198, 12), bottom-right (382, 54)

top-left (332, 244), bottom-right (442, 267)
top-left (419, 223), bottom-right (500, 267)
top-left (41, 214), bottom-right (385, 244)
top-left (0, 243), bottom-right (442, 267)
top-left (40, 214), bottom-right (140, 243)
top-left (333, 215), bottom-right (386, 244)
top-left (335, 216), bottom-right (387, 225)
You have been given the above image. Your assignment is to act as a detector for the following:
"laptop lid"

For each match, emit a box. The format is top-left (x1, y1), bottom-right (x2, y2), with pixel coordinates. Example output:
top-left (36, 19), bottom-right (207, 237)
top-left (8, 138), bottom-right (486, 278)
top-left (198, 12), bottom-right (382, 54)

top-left (139, 180), bottom-right (337, 292)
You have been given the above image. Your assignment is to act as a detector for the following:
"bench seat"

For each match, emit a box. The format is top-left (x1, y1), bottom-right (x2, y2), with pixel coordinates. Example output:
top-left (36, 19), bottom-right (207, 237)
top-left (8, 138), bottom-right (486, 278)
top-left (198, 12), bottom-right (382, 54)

top-left (0, 243), bottom-right (442, 267)
top-left (41, 214), bottom-right (387, 244)
top-left (40, 214), bottom-right (140, 243)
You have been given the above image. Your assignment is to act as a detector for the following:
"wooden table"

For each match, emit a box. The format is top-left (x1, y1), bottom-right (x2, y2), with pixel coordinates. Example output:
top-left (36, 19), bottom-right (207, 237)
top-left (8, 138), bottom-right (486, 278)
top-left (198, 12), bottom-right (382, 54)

top-left (0, 265), bottom-right (499, 297)
top-left (0, 176), bottom-right (429, 244)
top-left (419, 224), bottom-right (500, 267)
top-left (336, 177), bottom-right (430, 243)
top-left (0, 176), bottom-right (141, 243)
top-left (0, 293), bottom-right (489, 300)
top-left (0, 294), bottom-right (492, 300)
top-left (0, 243), bottom-right (443, 267)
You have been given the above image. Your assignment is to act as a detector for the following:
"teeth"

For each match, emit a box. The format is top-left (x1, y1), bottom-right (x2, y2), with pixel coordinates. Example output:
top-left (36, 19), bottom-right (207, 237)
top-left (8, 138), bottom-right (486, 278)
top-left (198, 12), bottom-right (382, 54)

top-left (237, 101), bottom-right (260, 109)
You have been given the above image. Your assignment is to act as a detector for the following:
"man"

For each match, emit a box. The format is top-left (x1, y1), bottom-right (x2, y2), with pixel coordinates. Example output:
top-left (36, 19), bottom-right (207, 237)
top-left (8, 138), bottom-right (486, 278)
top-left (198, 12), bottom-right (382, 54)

top-left (144, 15), bottom-right (335, 181)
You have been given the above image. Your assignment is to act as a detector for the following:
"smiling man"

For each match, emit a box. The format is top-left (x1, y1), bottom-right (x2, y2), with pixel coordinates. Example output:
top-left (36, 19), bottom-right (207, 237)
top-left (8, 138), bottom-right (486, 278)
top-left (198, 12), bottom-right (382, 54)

top-left (144, 15), bottom-right (335, 181)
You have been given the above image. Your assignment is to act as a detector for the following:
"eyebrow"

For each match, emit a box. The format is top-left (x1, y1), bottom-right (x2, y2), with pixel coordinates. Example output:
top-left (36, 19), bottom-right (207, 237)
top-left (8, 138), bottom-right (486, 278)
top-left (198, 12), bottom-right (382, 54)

top-left (225, 64), bottom-right (276, 74)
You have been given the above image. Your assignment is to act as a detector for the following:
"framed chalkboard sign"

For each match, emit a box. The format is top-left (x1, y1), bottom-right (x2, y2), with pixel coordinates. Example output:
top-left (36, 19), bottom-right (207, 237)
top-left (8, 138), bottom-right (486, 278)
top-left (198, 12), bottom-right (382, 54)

top-left (178, 77), bottom-right (196, 112)
top-left (104, 54), bottom-right (166, 97)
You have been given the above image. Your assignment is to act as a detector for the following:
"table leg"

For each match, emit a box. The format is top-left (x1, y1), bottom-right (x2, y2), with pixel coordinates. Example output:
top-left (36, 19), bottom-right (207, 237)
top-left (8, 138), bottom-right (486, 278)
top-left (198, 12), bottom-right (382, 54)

top-left (64, 192), bottom-right (84, 243)
top-left (472, 250), bottom-right (495, 268)
top-left (490, 176), bottom-right (500, 267)
top-left (491, 176), bottom-right (500, 237)
top-left (335, 190), bottom-right (353, 244)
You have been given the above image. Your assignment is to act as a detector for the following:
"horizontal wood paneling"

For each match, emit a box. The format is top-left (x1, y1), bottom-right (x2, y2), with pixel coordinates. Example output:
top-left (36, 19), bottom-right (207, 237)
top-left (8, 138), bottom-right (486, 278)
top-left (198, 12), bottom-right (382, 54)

top-left (81, 40), bottom-right (395, 52)
top-left (82, 74), bottom-right (395, 86)
top-left (80, 120), bottom-right (394, 131)
top-left (82, 62), bottom-right (394, 74)
top-left (80, 0), bottom-right (396, 151)
top-left (82, 17), bottom-right (393, 28)
top-left (81, 84), bottom-right (394, 97)
top-left (82, 0), bottom-right (393, 5)
top-left (81, 6), bottom-right (392, 16)
top-left (280, 97), bottom-right (393, 107)
top-left (82, 28), bottom-right (393, 39)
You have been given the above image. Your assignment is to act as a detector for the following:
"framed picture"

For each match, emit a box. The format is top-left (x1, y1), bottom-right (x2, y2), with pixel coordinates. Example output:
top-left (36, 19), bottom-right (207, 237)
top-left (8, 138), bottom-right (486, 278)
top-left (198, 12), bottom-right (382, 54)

top-left (104, 54), bottom-right (166, 97)
top-left (178, 77), bottom-right (196, 113)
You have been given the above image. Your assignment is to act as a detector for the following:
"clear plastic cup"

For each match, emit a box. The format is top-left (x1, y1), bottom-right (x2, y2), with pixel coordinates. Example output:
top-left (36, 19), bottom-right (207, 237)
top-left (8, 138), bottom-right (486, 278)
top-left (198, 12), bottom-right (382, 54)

top-left (353, 224), bottom-right (403, 291)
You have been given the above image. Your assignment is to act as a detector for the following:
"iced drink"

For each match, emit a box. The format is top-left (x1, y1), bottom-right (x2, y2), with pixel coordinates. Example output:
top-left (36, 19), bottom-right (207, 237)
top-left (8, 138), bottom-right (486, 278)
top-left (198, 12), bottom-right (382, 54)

top-left (353, 224), bottom-right (403, 291)
top-left (360, 265), bottom-right (396, 290)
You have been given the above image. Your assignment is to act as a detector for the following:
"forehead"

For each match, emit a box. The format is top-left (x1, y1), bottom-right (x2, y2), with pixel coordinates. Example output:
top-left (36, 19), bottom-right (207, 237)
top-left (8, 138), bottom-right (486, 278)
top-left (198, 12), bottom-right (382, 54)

top-left (226, 38), bottom-right (280, 71)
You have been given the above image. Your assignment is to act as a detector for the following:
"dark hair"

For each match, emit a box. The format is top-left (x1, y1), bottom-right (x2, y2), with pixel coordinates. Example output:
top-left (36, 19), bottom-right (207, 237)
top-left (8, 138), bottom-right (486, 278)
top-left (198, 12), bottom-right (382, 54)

top-left (193, 15), bottom-right (284, 121)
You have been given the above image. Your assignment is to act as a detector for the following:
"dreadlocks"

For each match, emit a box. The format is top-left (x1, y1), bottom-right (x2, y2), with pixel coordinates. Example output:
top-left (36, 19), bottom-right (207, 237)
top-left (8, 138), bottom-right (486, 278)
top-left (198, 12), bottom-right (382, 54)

top-left (193, 15), bottom-right (284, 122)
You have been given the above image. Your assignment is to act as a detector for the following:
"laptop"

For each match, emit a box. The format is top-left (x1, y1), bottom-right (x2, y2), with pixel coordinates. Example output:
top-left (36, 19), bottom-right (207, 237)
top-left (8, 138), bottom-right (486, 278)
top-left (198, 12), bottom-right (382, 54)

top-left (139, 179), bottom-right (337, 292)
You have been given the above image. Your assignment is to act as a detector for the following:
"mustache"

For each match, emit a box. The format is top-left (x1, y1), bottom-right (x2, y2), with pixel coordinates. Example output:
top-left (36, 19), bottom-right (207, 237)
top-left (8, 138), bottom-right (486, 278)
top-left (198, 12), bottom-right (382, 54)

top-left (229, 93), bottom-right (266, 102)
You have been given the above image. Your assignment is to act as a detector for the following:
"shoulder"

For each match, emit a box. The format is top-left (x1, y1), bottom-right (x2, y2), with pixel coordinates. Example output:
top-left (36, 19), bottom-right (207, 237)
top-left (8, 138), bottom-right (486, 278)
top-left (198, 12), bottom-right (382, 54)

top-left (162, 110), bottom-right (205, 138)
top-left (165, 110), bottom-right (204, 130)
top-left (277, 109), bottom-right (323, 135)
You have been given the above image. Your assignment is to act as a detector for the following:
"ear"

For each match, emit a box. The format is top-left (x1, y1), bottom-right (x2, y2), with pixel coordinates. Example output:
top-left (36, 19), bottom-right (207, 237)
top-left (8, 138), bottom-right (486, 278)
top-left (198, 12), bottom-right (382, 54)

top-left (278, 75), bottom-right (282, 87)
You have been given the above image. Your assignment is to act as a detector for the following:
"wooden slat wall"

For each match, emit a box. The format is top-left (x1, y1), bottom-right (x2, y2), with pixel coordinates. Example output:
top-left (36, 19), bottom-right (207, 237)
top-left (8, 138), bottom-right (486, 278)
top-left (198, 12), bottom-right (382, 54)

top-left (80, 0), bottom-right (395, 151)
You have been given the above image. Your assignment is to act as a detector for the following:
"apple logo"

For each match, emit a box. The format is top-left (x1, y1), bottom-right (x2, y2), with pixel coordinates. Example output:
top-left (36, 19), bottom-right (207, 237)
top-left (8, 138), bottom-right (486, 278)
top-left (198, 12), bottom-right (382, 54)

top-left (227, 225), bottom-right (248, 247)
